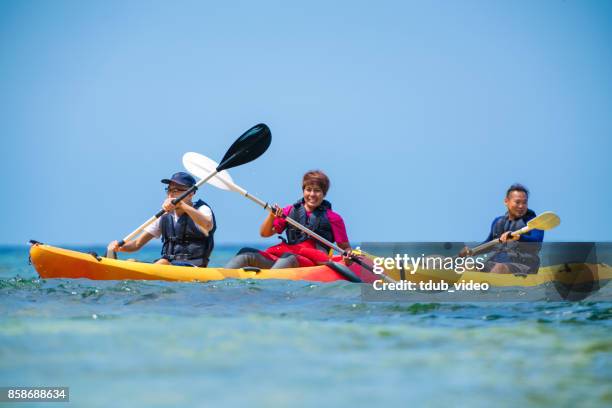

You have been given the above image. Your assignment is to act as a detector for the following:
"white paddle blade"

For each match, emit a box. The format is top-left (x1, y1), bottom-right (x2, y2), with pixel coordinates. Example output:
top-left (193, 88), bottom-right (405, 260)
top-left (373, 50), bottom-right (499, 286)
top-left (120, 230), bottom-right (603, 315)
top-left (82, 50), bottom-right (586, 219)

top-left (527, 211), bottom-right (560, 231)
top-left (182, 152), bottom-right (236, 191)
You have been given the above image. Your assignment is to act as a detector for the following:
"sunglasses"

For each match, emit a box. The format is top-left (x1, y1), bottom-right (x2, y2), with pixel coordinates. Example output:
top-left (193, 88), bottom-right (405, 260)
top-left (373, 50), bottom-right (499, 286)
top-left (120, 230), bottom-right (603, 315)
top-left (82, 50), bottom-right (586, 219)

top-left (165, 187), bottom-right (190, 194)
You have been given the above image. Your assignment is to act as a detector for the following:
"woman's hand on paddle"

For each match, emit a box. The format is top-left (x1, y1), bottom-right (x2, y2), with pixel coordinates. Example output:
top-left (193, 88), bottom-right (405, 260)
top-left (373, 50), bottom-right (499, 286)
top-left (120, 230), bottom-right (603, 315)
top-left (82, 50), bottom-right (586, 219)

top-left (261, 204), bottom-right (283, 237)
top-left (271, 204), bottom-right (283, 218)
top-left (338, 242), bottom-right (354, 266)
top-left (342, 250), bottom-right (355, 266)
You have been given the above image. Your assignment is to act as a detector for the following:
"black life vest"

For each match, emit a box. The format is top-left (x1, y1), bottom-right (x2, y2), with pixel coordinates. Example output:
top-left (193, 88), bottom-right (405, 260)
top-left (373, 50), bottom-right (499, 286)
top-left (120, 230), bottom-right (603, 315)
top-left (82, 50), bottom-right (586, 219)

top-left (161, 199), bottom-right (216, 267)
top-left (489, 209), bottom-right (541, 271)
top-left (285, 198), bottom-right (335, 250)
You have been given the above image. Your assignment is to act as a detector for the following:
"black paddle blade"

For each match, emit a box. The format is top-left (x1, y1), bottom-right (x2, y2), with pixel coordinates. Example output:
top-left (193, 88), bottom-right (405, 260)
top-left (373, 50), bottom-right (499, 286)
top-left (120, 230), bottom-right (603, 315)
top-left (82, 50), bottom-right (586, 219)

top-left (217, 123), bottom-right (272, 171)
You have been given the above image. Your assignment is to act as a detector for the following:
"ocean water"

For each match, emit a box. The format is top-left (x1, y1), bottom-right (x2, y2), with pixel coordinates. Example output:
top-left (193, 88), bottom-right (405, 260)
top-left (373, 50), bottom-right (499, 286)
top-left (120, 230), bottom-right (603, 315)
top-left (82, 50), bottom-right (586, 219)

top-left (1, 244), bottom-right (611, 407)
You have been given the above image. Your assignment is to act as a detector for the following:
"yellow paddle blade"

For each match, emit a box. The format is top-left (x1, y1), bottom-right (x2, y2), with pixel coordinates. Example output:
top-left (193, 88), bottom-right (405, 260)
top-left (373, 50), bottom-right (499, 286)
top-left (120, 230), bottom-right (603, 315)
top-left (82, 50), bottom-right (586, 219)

top-left (526, 211), bottom-right (560, 231)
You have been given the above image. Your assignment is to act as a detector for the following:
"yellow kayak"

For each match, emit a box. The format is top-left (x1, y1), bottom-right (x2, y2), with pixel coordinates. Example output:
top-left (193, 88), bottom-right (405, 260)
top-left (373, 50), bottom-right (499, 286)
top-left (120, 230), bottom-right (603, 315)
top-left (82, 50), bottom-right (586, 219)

top-left (30, 243), bottom-right (611, 288)
top-left (29, 243), bottom-right (376, 283)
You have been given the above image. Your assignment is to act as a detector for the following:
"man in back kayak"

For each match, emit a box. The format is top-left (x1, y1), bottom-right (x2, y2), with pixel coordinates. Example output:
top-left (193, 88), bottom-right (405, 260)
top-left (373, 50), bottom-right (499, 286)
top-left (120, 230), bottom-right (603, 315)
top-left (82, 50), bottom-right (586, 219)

top-left (460, 183), bottom-right (544, 274)
top-left (107, 172), bottom-right (216, 267)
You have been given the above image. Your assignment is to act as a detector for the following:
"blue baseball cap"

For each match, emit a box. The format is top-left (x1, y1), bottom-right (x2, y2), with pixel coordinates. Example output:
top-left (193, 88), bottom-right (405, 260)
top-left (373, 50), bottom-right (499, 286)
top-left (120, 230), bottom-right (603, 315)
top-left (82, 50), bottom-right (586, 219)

top-left (161, 172), bottom-right (196, 188)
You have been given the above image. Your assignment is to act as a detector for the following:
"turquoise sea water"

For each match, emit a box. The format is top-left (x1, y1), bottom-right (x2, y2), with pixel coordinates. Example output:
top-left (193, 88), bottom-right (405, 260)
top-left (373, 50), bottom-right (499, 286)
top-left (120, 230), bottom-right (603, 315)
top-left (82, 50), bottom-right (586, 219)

top-left (1, 244), bottom-right (611, 407)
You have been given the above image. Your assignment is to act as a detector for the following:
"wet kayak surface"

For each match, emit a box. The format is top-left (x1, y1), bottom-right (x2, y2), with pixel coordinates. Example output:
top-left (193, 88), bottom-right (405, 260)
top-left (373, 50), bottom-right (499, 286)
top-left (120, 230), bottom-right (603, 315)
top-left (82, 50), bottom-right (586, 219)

top-left (1, 245), bottom-right (611, 407)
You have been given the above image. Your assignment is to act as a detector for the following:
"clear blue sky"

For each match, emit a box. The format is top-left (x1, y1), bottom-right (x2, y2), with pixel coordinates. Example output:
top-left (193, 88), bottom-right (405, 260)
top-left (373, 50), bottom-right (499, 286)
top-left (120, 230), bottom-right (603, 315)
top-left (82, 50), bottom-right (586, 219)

top-left (1, 0), bottom-right (611, 245)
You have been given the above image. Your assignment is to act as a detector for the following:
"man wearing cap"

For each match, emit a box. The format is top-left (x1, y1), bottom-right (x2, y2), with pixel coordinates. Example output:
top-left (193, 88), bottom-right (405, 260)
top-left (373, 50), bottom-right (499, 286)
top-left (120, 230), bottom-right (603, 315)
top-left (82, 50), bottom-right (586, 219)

top-left (106, 172), bottom-right (216, 267)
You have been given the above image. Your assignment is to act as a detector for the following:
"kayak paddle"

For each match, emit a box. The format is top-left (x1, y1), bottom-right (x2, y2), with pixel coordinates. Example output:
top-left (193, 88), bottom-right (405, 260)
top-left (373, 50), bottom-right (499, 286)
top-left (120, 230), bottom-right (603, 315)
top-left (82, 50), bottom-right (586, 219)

top-left (467, 211), bottom-right (560, 256)
top-left (106, 124), bottom-right (272, 258)
top-left (183, 152), bottom-right (396, 283)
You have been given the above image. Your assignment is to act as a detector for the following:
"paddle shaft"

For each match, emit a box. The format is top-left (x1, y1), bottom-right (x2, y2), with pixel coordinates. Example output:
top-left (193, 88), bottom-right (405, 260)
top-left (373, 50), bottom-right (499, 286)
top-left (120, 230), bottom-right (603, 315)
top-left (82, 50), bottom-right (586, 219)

top-left (118, 169), bottom-right (219, 246)
top-left (228, 184), bottom-right (396, 283)
top-left (467, 211), bottom-right (560, 256)
top-left (469, 225), bottom-right (531, 256)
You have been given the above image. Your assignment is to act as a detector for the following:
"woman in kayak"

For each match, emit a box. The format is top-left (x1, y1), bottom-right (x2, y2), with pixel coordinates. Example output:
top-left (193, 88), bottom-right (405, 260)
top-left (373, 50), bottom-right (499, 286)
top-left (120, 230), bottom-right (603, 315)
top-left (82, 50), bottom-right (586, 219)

top-left (225, 170), bottom-right (352, 269)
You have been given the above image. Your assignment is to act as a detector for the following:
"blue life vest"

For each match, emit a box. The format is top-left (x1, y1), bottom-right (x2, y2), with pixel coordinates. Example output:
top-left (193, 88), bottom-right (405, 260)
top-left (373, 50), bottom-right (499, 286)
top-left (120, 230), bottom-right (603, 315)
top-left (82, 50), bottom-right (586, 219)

top-left (161, 199), bottom-right (216, 267)
top-left (489, 209), bottom-right (542, 271)
top-left (285, 198), bottom-right (335, 249)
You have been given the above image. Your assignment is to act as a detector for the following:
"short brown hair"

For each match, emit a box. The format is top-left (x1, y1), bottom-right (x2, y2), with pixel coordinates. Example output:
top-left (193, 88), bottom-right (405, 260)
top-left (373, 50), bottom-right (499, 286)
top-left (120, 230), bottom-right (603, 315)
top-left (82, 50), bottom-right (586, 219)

top-left (302, 170), bottom-right (330, 195)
